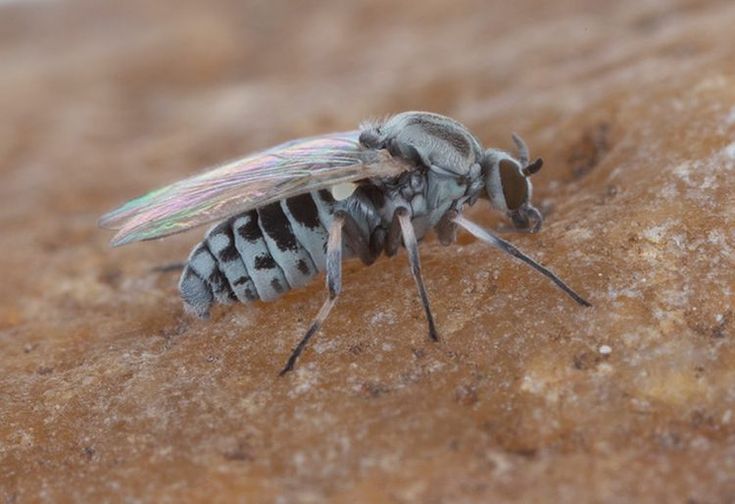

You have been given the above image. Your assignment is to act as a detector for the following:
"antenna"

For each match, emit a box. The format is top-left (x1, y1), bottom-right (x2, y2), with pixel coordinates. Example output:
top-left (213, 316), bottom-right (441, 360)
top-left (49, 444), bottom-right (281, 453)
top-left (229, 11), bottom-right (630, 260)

top-left (512, 133), bottom-right (529, 167)
top-left (522, 158), bottom-right (543, 177)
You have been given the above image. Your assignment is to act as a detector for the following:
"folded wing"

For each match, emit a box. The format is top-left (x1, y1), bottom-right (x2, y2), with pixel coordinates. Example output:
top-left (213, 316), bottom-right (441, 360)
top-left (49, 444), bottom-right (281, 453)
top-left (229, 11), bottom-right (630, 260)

top-left (99, 131), bottom-right (410, 246)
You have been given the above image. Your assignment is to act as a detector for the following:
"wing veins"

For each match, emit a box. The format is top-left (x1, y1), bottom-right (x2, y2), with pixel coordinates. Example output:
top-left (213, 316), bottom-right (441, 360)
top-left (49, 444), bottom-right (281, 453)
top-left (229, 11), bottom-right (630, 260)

top-left (100, 131), bottom-right (412, 246)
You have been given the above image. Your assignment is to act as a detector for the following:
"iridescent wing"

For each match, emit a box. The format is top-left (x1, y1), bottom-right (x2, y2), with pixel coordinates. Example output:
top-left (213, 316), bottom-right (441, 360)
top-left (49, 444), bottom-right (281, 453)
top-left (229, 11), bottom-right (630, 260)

top-left (99, 131), bottom-right (411, 247)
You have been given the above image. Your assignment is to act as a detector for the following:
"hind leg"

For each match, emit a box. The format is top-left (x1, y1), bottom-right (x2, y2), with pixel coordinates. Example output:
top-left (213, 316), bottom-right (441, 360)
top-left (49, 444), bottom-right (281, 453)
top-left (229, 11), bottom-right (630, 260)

top-left (151, 261), bottom-right (187, 273)
top-left (279, 212), bottom-right (346, 375)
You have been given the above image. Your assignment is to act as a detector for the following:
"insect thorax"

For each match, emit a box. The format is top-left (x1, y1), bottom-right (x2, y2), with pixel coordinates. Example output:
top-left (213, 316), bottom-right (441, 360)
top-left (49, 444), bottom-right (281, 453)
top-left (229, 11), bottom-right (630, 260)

top-left (360, 111), bottom-right (484, 177)
top-left (344, 163), bottom-right (483, 244)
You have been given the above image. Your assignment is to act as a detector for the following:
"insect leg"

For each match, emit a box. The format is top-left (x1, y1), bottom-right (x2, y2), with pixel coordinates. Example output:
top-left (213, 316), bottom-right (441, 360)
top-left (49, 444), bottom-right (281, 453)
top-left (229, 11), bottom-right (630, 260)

top-left (452, 214), bottom-right (591, 307)
top-left (279, 211), bottom-right (345, 376)
top-left (396, 207), bottom-right (439, 342)
top-left (341, 212), bottom-right (377, 265)
top-left (151, 261), bottom-right (187, 273)
top-left (385, 211), bottom-right (403, 257)
top-left (435, 209), bottom-right (458, 245)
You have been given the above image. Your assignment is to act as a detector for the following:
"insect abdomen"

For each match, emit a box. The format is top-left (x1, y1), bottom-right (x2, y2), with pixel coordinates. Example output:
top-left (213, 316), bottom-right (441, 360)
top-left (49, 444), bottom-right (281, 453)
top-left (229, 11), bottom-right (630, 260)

top-left (179, 191), bottom-right (337, 318)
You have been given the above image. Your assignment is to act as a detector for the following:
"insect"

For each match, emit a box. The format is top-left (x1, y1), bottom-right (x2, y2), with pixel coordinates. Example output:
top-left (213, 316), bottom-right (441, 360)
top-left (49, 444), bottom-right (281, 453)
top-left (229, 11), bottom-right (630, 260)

top-left (100, 111), bottom-right (591, 375)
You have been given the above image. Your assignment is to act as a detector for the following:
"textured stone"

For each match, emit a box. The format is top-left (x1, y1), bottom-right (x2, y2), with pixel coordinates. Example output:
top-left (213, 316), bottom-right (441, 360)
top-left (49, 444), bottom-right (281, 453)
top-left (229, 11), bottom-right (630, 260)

top-left (2, 0), bottom-right (735, 502)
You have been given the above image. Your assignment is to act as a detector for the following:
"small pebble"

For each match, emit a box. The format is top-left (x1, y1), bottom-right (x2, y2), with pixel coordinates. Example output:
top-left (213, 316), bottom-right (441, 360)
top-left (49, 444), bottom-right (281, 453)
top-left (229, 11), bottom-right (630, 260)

top-left (599, 345), bottom-right (612, 355)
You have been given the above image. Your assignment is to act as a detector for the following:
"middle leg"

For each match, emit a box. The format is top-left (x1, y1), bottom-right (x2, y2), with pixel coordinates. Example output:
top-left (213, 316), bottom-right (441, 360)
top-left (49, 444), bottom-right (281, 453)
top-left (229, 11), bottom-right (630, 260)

top-left (395, 207), bottom-right (439, 342)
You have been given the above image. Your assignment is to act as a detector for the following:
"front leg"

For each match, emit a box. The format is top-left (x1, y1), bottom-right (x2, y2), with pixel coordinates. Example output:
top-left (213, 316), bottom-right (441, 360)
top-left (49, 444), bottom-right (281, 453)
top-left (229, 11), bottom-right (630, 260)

top-left (395, 207), bottom-right (439, 342)
top-left (451, 214), bottom-right (591, 307)
top-left (435, 209), bottom-right (459, 246)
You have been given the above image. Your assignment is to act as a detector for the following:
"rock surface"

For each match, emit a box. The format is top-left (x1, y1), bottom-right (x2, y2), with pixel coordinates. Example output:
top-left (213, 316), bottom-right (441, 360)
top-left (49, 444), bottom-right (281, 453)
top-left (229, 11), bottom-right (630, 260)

top-left (2, 0), bottom-right (735, 502)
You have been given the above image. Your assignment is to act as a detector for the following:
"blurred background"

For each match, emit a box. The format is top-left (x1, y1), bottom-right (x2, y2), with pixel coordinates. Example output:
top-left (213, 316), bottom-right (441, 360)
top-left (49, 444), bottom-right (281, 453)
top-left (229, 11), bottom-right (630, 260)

top-left (2, 0), bottom-right (730, 237)
top-left (2, 0), bottom-right (735, 502)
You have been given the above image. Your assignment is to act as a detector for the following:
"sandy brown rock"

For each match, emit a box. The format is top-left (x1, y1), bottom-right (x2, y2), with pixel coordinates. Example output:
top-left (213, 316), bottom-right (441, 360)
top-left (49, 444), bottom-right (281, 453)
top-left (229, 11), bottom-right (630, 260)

top-left (2, 0), bottom-right (735, 502)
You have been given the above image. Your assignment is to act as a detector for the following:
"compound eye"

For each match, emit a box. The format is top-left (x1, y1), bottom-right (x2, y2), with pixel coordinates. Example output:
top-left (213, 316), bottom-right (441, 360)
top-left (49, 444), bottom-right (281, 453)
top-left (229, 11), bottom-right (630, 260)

top-left (498, 159), bottom-right (528, 210)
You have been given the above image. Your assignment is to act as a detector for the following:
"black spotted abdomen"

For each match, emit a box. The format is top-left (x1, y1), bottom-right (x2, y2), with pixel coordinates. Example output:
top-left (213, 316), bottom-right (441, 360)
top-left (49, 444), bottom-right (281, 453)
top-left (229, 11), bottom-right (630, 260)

top-left (179, 191), bottom-right (338, 318)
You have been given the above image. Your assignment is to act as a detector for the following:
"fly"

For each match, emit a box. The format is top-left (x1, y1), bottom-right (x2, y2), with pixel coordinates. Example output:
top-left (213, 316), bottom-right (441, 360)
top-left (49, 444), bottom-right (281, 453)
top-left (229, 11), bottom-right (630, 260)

top-left (100, 111), bottom-right (591, 375)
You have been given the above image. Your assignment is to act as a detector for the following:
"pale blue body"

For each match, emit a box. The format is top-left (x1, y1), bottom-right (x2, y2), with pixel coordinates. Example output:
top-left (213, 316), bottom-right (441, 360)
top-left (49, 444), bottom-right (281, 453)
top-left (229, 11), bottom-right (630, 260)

top-left (179, 112), bottom-right (535, 318)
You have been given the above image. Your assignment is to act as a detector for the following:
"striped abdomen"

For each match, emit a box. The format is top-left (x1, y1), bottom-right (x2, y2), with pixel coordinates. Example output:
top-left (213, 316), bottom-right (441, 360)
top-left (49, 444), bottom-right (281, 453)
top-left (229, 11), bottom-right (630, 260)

top-left (179, 191), bottom-right (341, 318)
